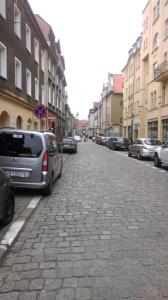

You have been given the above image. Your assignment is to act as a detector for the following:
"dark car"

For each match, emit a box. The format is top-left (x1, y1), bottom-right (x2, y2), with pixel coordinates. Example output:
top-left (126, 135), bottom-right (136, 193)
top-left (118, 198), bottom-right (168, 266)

top-left (62, 137), bottom-right (77, 153)
top-left (109, 137), bottom-right (130, 150)
top-left (0, 168), bottom-right (15, 226)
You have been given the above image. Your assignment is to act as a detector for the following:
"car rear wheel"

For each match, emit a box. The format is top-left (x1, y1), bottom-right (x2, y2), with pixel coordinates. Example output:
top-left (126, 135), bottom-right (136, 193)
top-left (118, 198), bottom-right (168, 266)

top-left (0, 192), bottom-right (15, 226)
top-left (154, 154), bottom-right (161, 168)
top-left (137, 151), bottom-right (142, 160)
top-left (44, 174), bottom-right (53, 195)
top-left (128, 150), bottom-right (132, 157)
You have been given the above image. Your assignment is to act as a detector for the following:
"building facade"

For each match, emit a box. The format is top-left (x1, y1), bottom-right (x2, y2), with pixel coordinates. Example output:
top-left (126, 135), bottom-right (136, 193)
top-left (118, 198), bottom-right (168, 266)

top-left (0, 0), bottom-right (67, 139)
top-left (123, 0), bottom-right (168, 141)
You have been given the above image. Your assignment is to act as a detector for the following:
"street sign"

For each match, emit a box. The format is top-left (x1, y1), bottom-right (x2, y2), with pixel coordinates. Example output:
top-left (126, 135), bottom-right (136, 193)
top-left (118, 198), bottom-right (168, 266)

top-left (34, 104), bottom-right (47, 119)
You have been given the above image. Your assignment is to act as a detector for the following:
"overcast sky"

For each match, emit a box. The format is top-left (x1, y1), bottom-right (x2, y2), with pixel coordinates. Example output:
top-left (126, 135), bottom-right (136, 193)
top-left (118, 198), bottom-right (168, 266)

top-left (29, 0), bottom-right (147, 119)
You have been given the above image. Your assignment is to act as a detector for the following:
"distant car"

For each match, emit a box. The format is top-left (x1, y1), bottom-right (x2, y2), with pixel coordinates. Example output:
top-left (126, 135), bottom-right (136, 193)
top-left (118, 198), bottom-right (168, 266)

top-left (0, 168), bottom-right (15, 226)
top-left (74, 135), bottom-right (81, 142)
top-left (0, 128), bottom-right (63, 195)
top-left (62, 137), bottom-right (77, 153)
top-left (109, 137), bottom-right (130, 150)
top-left (154, 141), bottom-right (168, 167)
top-left (128, 138), bottom-right (161, 160)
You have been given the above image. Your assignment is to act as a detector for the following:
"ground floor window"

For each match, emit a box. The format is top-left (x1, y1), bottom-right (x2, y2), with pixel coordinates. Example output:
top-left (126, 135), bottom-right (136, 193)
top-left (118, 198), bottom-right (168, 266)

top-left (128, 125), bottom-right (133, 141)
top-left (162, 119), bottom-right (168, 141)
top-left (148, 121), bottom-right (158, 139)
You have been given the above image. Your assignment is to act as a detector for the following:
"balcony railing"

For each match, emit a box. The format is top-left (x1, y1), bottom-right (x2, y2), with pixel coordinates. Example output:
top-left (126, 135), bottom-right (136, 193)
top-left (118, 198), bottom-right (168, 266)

top-left (154, 61), bottom-right (168, 82)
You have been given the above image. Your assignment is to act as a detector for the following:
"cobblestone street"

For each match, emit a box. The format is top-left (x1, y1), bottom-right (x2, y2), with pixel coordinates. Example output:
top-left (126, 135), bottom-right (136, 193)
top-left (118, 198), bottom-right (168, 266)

top-left (0, 142), bottom-right (168, 299)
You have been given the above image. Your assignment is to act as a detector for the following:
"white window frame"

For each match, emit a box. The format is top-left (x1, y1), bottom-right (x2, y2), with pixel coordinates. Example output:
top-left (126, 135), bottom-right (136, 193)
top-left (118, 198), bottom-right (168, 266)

top-left (15, 57), bottom-right (22, 89)
top-left (48, 82), bottom-right (51, 103)
top-left (26, 68), bottom-right (31, 96)
top-left (41, 50), bottom-right (44, 72)
top-left (26, 24), bottom-right (31, 53)
top-left (35, 77), bottom-right (39, 100)
top-left (41, 84), bottom-right (44, 104)
top-left (52, 86), bottom-right (55, 106)
top-left (0, 0), bottom-right (6, 19)
top-left (34, 38), bottom-right (39, 63)
top-left (0, 41), bottom-right (7, 79)
top-left (14, 3), bottom-right (21, 39)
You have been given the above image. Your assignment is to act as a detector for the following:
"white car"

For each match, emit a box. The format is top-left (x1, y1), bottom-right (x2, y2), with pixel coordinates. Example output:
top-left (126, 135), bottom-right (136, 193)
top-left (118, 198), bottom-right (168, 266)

top-left (154, 141), bottom-right (168, 167)
top-left (74, 135), bottom-right (81, 142)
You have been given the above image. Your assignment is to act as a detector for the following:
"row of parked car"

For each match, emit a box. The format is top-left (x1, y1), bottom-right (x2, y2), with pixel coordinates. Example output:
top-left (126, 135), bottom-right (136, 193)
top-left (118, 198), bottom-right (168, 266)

top-left (95, 135), bottom-right (168, 169)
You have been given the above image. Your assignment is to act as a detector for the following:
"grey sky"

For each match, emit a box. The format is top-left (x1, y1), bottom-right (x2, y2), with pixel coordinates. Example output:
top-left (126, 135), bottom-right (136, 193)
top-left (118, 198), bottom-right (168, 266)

top-left (29, 0), bottom-right (147, 119)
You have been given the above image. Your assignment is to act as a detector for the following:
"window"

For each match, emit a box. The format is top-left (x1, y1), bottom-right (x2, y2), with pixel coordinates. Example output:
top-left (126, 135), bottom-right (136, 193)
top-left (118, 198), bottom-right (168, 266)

top-left (0, 0), bottom-right (6, 18)
top-left (165, 19), bottom-right (168, 39)
top-left (153, 62), bottom-right (157, 78)
top-left (26, 69), bottom-right (31, 96)
top-left (14, 4), bottom-right (21, 39)
top-left (0, 42), bottom-right (7, 78)
top-left (162, 85), bottom-right (166, 105)
top-left (41, 50), bottom-right (44, 72)
top-left (153, 33), bottom-right (159, 50)
top-left (35, 78), bottom-right (39, 100)
top-left (164, 52), bottom-right (168, 62)
top-left (34, 38), bottom-right (39, 63)
top-left (41, 84), bottom-right (44, 104)
top-left (48, 82), bottom-right (51, 103)
top-left (26, 24), bottom-right (31, 53)
top-left (15, 57), bottom-right (22, 89)
top-left (52, 86), bottom-right (55, 106)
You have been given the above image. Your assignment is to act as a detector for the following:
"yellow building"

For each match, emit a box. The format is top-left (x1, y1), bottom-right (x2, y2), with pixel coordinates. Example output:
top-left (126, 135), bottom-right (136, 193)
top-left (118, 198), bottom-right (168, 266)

top-left (123, 0), bottom-right (168, 141)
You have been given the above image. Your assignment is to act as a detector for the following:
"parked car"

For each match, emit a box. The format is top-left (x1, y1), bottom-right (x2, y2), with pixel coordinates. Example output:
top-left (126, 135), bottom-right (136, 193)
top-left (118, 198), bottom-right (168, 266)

top-left (74, 135), bottom-right (81, 142)
top-left (154, 141), bottom-right (168, 167)
top-left (0, 168), bottom-right (15, 226)
top-left (109, 137), bottom-right (130, 150)
top-left (0, 128), bottom-right (63, 195)
top-left (128, 138), bottom-right (161, 160)
top-left (62, 137), bottom-right (77, 153)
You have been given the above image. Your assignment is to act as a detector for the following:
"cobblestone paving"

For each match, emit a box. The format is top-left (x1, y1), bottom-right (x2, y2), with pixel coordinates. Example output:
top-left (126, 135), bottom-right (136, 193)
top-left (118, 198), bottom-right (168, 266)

top-left (0, 143), bottom-right (168, 299)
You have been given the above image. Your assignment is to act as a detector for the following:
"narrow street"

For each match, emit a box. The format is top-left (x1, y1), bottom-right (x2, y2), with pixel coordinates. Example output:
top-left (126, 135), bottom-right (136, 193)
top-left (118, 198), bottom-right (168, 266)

top-left (0, 142), bottom-right (168, 300)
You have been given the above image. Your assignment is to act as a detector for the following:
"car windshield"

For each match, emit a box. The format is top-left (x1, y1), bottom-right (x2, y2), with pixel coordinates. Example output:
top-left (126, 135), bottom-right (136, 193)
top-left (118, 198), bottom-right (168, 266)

top-left (144, 139), bottom-right (161, 146)
top-left (63, 138), bottom-right (74, 142)
top-left (0, 132), bottom-right (43, 157)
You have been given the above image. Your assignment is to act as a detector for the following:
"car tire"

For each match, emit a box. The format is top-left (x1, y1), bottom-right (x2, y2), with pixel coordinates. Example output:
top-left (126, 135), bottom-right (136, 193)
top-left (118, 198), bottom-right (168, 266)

top-left (128, 150), bottom-right (132, 157)
top-left (154, 154), bottom-right (161, 168)
top-left (57, 161), bottom-right (63, 178)
top-left (137, 152), bottom-right (142, 160)
top-left (44, 174), bottom-right (53, 195)
top-left (0, 192), bottom-right (15, 226)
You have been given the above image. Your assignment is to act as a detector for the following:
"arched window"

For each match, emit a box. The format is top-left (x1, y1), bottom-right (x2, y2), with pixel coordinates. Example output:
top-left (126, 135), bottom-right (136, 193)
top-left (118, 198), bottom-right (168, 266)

top-left (16, 115), bottom-right (22, 129)
top-left (0, 111), bottom-right (10, 127)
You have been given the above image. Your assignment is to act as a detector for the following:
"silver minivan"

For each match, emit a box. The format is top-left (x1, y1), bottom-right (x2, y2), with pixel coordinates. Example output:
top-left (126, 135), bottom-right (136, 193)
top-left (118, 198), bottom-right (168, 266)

top-left (0, 128), bottom-right (63, 195)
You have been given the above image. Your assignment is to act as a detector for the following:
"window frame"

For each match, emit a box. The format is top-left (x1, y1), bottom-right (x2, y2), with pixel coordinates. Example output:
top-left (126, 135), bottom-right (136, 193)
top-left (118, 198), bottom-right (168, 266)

top-left (15, 57), bottom-right (22, 89)
top-left (14, 3), bottom-right (21, 39)
top-left (0, 0), bottom-right (6, 19)
top-left (34, 38), bottom-right (39, 64)
top-left (35, 77), bottom-right (39, 100)
top-left (0, 41), bottom-right (7, 79)
top-left (26, 68), bottom-right (32, 96)
top-left (26, 24), bottom-right (31, 53)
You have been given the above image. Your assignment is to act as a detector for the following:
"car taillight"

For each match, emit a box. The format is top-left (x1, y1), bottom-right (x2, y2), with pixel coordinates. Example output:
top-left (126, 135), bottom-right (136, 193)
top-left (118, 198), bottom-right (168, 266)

top-left (140, 145), bottom-right (147, 149)
top-left (42, 151), bottom-right (48, 171)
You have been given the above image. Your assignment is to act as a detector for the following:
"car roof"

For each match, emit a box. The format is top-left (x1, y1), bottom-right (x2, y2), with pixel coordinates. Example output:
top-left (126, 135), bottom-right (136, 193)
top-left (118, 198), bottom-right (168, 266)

top-left (0, 128), bottom-right (55, 137)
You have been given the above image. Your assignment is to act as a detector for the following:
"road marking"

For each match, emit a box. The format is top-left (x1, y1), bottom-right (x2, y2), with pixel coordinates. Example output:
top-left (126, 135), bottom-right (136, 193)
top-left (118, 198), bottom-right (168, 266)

top-left (27, 195), bottom-right (41, 209)
top-left (0, 219), bottom-right (25, 246)
top-left (0, 195), bottom-right (42, 248)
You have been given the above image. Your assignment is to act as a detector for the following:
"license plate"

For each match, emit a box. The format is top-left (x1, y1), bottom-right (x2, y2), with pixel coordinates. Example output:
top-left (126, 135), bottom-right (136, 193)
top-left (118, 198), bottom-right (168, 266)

top-left (5, 170), bottom-right (30, 178)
